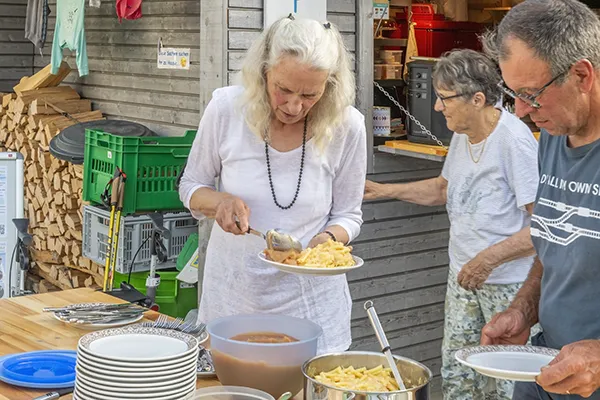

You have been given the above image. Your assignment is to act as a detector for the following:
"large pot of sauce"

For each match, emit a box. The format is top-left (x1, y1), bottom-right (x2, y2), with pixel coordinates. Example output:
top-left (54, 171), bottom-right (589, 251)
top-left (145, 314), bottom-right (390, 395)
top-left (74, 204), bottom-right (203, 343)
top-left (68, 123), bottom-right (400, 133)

top-left (302, 351), bottom-right (432, 400)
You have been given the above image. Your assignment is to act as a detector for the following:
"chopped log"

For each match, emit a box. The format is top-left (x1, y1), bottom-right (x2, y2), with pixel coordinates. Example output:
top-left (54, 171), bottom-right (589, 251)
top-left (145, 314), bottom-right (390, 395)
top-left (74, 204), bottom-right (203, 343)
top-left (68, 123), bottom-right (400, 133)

top-left (14, 62), bottom-right (72, 95)
top-left (39, 279), bottom-right (61, 293)
top-left (50, 111), bottom-right (104, 132)
top-left (2, 93), bottom-right (15, 108)
top-left (19, 86), bottom-right (80, 106)
top-left (30, 249), bottom-right (62, 264)
top-left (30, 99), bottom-right (92, 116)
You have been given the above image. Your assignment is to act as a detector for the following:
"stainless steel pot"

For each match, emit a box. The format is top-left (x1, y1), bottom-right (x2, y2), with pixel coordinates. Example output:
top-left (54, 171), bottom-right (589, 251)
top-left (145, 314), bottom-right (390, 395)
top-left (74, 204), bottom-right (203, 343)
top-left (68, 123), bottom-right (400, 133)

top-left (302, 351), bottom-right (432, 400)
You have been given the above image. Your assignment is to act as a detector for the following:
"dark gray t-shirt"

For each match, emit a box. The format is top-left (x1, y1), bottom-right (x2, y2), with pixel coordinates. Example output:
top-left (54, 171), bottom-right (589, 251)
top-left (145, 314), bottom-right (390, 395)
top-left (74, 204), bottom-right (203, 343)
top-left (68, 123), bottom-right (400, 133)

top-left (532, 130), bottom-right (600, 352)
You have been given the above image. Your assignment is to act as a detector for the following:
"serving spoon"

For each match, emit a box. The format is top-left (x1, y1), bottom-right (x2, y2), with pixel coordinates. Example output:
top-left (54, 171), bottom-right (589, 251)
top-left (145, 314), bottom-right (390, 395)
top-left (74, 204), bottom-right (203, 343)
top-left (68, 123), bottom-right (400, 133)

top-left (364, 300), bottom-right (407, 391)
top-left (235, 220), bottom-right (303, 252)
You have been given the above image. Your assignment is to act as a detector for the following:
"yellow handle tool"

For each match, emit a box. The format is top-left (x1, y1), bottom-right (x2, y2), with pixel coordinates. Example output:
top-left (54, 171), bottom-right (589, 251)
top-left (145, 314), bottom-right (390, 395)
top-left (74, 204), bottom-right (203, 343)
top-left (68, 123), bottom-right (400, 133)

top-left (102, 175), bottom-right (121, 292)
top-left (108, 177), bottom-right (126, 291)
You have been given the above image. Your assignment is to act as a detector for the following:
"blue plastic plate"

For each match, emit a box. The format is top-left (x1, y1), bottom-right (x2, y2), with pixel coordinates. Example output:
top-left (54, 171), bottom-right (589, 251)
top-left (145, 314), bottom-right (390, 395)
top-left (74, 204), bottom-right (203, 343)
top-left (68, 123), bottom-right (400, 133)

top-left (0, 350), bottom-right (77, 389)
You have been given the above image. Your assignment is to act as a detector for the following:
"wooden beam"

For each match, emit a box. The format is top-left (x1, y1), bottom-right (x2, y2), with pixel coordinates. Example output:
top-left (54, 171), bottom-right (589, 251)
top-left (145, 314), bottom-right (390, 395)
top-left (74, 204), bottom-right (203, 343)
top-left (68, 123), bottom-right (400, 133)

top-left (357, 0), bottom-right (374, 174)
top-left (200, 0), bottom-right (227, 112)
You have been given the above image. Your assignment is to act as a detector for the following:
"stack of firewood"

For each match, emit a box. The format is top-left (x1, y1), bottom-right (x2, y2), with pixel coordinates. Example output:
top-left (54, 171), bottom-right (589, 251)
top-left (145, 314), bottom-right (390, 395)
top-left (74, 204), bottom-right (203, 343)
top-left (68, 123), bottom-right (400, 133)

top-left (0, 63), bottom-right (105, 293)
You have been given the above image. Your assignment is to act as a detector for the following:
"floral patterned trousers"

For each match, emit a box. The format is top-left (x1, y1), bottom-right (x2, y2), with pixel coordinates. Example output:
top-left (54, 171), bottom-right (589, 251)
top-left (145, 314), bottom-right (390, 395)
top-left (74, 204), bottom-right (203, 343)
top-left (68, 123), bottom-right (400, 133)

top-left (441, 267), bottom-right (540, 400)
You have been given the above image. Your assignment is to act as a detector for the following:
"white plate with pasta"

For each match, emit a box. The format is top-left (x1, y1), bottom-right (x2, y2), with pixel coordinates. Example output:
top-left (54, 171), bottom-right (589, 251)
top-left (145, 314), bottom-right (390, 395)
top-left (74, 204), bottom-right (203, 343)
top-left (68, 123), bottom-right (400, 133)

top-left (258, 239), bottom-right (364, 276)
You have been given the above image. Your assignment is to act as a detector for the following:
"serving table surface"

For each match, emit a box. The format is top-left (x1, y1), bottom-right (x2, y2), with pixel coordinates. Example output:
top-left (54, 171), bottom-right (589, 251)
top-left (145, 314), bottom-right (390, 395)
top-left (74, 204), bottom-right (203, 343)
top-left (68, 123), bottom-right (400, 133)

top-left (0, 288), bottom-right (220, 400)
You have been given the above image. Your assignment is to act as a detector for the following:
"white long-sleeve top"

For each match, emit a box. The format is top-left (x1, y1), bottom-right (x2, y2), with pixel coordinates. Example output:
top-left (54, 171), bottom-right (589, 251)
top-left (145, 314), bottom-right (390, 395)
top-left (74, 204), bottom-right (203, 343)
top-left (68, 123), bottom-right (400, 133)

top-left (179, 86), bottom-right (367, 353)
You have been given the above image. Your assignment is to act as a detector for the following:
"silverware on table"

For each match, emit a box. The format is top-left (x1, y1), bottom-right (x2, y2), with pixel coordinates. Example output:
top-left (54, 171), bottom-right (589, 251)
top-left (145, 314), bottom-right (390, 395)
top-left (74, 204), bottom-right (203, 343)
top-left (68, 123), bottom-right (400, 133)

top-left (198, 345), bottom-right (214, 373)
top-left (43, 303), bottom-right (141, 313)
top-left (57, 313), bottom-right (143, 325)
top-left (140, 314), bottom-right (207, 336)
top-left (48, 302), bottom-right (145, 325)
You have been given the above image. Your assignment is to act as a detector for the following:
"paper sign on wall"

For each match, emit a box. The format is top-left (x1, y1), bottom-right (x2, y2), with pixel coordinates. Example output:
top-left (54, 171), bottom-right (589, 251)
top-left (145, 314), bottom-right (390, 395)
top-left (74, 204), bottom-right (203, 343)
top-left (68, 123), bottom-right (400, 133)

top-left (374, 1), bottom-right (390, 19)
top-left (157, 48), bottom-right (191, 70)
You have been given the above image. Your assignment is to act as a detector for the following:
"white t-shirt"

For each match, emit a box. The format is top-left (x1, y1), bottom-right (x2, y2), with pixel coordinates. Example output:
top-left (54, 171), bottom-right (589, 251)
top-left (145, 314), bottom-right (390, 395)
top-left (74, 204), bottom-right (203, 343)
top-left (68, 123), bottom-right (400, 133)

top-left (442, 108), bottom-right (539, 284)
top-left (179, 86), bottom-right (367, 353)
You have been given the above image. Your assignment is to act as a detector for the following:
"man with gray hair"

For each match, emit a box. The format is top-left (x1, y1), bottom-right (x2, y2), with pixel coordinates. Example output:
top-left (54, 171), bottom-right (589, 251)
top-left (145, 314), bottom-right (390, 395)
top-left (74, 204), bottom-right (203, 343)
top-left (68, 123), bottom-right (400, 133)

top-left (481, 0), bottom-right (600, 398)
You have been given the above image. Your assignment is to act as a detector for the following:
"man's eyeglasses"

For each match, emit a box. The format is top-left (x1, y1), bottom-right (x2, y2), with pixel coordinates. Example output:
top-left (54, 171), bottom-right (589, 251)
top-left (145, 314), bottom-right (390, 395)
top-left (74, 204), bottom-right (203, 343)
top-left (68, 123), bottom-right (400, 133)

top-left (435, 92), bottom-right (468, 108)
top-left (498, 70), bottom-right (568, 109)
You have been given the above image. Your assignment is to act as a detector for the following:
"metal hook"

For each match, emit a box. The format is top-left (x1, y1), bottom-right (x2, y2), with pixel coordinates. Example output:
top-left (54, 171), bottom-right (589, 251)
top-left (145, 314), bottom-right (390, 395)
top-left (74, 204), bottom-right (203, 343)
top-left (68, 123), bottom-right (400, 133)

top-left (157, 37), bottom-right (163, 54)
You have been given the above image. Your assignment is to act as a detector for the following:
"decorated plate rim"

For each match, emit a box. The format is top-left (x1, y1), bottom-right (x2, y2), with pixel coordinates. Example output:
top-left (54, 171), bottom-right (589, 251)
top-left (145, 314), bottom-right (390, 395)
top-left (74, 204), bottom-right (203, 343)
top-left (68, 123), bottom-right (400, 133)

top-left (79, 326), bottom-right (199, 360)
top-left (455, 345), bottom-right (560, 363)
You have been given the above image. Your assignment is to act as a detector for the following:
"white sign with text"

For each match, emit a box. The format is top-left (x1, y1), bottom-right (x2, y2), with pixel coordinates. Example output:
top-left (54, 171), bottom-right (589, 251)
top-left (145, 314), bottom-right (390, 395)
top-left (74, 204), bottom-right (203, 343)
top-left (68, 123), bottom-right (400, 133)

top-left (157, 48), bottom-right (191, 70)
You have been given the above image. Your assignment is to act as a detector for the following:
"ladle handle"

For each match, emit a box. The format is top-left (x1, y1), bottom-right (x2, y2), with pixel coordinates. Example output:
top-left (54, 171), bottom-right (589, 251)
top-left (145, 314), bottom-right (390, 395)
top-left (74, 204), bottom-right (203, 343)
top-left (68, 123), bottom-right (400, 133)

top-left (364, 300), bottom-right (391, 352)
top-left (234, 220), bottom-right (265, 239)
top-left (248, 227), bottom-right (266, 239)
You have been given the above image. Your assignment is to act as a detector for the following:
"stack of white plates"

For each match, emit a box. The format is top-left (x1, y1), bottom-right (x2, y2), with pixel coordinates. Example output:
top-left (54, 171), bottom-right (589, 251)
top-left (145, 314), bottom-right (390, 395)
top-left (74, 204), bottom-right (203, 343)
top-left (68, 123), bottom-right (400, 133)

top-left (73, 326), bottom-right (199, 400)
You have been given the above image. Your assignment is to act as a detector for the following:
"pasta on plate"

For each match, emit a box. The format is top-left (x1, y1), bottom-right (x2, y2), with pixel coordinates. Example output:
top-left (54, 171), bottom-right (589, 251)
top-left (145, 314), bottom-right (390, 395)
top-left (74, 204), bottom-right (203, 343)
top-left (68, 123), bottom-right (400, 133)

top-left (263, 239), bottom-right (355, 268)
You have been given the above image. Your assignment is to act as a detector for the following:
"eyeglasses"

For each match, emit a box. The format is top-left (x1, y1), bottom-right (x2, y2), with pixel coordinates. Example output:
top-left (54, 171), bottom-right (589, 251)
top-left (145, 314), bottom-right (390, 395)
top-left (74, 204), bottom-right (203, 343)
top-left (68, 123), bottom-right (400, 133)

top-left (435, 91), bottom-right (468, 108)
top-left (498, 70), bottom-right (568, 109)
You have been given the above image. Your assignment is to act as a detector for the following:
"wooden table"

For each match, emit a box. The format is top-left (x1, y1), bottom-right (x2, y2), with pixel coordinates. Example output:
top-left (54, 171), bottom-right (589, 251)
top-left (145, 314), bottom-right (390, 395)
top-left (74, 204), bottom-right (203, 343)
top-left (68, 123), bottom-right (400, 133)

top-left (0, 288), bottom-right (220, 400)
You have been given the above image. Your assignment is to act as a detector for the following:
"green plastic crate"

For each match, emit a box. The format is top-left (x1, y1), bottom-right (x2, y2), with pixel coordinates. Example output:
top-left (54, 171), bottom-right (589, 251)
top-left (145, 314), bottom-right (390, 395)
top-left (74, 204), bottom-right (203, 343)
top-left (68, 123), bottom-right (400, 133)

top-left (113, 269), bottom-right (197, 318)
top-left (82, 129), bottom-right (197, 215)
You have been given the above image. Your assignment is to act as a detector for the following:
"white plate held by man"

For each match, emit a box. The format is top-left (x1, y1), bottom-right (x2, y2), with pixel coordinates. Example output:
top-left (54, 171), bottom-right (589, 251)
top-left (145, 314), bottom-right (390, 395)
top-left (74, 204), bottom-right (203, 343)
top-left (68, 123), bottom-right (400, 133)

top-left (455, 345), bottom-right (559, 382)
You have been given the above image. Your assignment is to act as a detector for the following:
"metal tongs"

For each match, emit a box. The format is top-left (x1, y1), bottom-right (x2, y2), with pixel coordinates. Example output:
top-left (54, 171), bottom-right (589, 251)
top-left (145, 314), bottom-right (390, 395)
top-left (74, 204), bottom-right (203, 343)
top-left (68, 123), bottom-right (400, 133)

top-left (235, 220), bottom-right (302, 252)
top-left (364, 300), bottom-right (407, 391)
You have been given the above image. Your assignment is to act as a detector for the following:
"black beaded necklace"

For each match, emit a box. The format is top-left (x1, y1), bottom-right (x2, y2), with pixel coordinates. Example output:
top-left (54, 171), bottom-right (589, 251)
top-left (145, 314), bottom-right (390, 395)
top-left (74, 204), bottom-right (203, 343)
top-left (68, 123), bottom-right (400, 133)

top-left (265, 116), bottom-right (307, 210)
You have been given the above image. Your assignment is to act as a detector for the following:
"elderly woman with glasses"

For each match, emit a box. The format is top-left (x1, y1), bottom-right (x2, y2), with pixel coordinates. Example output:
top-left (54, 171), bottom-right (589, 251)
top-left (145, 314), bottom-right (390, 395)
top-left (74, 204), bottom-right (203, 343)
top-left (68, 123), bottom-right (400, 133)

top-left (178, 15), bottom-right (366, 355)
top-left (364, 49), bottom-right (539, 400)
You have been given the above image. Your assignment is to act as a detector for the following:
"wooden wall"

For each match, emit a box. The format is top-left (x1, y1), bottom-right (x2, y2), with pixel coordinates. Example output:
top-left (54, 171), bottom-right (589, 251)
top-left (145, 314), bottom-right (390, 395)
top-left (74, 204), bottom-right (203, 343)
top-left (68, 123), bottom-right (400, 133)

top-left (354, 153), bottom-right (449, 394)
top-left (35, 0), bottom-right (201, 136)
top-left (0, 0), bottom-right (33, 93)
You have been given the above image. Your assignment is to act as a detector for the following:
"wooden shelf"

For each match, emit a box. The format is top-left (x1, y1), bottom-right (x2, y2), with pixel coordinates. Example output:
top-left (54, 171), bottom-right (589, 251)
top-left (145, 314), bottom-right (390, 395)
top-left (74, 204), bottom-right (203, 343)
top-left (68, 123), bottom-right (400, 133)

top-left (377, 142), bottom-right (447, 163)
top-left (483, 7), bottom-right (511, 11)
top-left (374, 38), bottom-right (408, 46)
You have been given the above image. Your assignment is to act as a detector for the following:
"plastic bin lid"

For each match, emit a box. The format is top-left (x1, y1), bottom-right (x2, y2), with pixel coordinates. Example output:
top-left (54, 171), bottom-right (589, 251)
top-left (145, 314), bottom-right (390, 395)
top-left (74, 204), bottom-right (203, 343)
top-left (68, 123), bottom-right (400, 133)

top-left (50, 120), bottom-right (156, 165)
top-left (185, 386), bottom-right (276, 400)
top-left (0, 350), bottom-right (77, 389)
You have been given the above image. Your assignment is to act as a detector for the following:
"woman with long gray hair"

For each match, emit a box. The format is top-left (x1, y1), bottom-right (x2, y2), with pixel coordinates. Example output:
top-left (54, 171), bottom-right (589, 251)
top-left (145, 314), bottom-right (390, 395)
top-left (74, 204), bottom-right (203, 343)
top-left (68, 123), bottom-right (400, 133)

top-left (178, 15), bottom-right (366, 354)
top-left (364, 49), bottom-right (539, 399)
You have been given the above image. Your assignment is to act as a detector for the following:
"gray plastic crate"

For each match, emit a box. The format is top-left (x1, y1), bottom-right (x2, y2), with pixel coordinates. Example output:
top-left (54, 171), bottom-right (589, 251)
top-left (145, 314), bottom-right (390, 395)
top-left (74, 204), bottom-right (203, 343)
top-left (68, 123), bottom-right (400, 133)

top-left (82, 205), bottom-right (199, 274)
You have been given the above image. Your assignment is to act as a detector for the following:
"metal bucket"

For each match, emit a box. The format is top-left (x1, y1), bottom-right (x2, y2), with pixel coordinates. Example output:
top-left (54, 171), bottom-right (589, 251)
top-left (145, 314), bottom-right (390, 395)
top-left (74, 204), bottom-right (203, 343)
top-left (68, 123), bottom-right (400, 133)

top-left (302, 351), bottom-right (432, 400)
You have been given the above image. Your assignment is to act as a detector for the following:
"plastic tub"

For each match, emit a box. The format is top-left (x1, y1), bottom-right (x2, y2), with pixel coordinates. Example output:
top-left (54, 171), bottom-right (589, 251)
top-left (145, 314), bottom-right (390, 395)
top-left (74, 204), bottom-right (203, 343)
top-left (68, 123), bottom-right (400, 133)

top-left (206, 314), bottom-right (322, 398)
top-left (0, 351), bottom-right (77, 387)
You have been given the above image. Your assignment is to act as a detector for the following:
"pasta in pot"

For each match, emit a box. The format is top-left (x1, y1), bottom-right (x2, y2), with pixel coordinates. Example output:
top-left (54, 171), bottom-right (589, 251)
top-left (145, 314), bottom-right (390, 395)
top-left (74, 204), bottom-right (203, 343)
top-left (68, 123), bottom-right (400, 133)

top-left (313, 365), bottom-right (399, 392)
